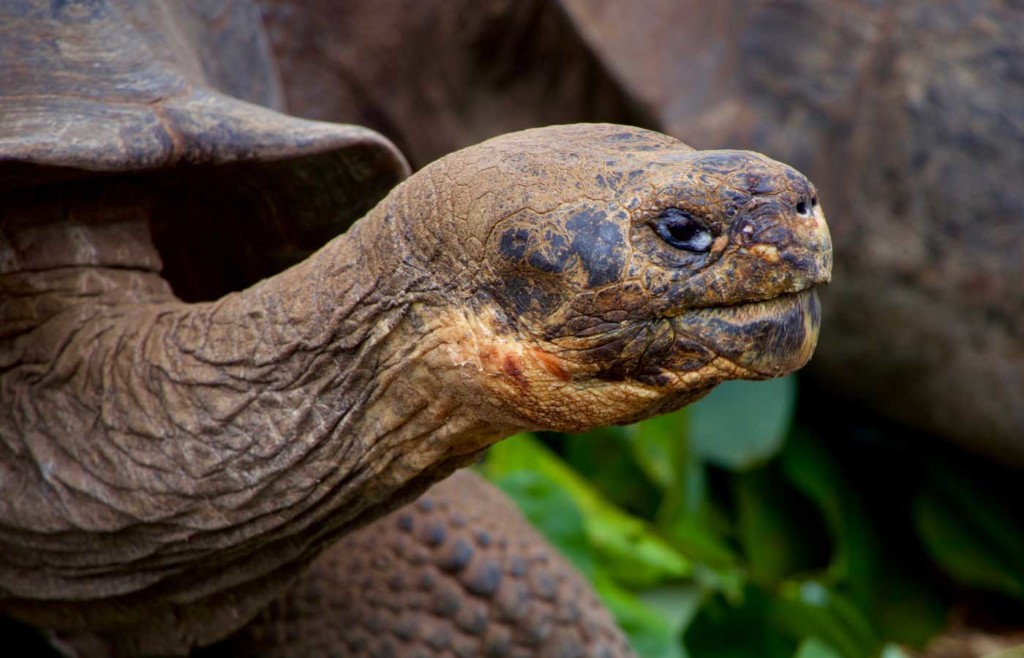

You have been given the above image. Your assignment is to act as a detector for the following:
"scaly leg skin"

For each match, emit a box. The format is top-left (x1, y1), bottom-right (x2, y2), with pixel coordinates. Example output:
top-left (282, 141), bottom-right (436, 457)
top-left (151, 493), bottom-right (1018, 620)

top-left (206, 470), bottom-right (634, 658)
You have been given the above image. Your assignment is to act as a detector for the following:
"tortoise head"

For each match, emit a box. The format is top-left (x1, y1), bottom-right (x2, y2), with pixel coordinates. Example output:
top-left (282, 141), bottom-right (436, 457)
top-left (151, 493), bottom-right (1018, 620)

top-left (402, 124), bottom-right (832, 431)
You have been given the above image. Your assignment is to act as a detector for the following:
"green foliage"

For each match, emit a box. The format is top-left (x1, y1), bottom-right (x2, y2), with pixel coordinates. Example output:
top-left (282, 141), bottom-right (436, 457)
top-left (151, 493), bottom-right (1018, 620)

top-left (479, 375), bottom-right (1024, 657)
top-left (689, 377), bottom-right (797, 471)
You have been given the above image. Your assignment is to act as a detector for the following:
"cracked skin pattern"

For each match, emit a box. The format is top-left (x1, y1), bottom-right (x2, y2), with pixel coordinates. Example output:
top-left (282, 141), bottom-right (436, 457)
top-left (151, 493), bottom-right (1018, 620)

top-left (1, 123), bottom-right (830, 655)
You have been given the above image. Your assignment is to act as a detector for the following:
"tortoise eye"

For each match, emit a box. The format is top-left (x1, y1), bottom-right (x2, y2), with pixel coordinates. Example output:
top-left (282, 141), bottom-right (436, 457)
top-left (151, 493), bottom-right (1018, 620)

top-left (653, 209), bottom-right (712, 252)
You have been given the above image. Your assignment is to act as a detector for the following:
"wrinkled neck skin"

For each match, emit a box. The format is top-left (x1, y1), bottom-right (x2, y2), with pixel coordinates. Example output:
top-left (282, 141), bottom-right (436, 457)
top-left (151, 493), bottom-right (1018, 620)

top-left (0, 183), bottom-right (516, 643)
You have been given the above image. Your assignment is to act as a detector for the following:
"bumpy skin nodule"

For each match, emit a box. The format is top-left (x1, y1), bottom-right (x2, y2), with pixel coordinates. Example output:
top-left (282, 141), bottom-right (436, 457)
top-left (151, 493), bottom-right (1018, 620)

top-left (207, 470), bottom-right (633, 658)
top-left (0, 124), bottom-right (830, 654)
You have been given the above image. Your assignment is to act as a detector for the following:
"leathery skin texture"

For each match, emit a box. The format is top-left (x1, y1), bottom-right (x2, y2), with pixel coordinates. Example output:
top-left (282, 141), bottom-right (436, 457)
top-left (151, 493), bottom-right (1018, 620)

top-left (1, 124), bottom-right (831, 655)
top-left (207, 470), bottom-right (633, 658)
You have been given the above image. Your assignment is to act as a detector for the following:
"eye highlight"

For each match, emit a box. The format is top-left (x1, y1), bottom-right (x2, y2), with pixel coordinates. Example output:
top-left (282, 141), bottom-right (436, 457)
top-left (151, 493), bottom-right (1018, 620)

top-left (653, 209), bottom-right (713, 252)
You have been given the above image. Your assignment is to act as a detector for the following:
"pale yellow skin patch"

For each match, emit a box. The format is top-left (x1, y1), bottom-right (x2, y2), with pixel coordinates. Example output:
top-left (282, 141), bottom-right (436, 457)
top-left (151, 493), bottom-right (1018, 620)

top-left (750, 244), bottom-right (781, 263)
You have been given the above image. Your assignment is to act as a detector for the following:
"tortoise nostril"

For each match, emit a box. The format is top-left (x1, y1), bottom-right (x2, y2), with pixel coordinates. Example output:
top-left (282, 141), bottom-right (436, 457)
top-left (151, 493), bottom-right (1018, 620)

top-left (795, 200), bottom-right (809, 215)
top-left (811, 196), bottom-right (818, 207)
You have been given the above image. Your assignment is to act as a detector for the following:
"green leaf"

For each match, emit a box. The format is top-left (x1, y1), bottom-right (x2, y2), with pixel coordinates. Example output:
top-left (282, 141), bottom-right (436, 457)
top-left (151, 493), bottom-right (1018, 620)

top-left (482, 434), bottom-right (691, 588)
top-left (624, 409), bottom-right (691, 490)
top-left (689, 376), bottom-right (797, 471)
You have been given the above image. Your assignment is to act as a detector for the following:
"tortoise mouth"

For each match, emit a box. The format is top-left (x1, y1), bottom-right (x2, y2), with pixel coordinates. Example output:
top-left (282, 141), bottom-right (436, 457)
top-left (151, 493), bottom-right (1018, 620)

top-left (671, 288), bottom-right (822, 379)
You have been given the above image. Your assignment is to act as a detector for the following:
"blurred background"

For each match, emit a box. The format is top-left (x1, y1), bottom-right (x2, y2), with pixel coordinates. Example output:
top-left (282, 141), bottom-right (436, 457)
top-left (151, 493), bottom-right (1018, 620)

top-left (252, 1), bottom-right (1024, 656)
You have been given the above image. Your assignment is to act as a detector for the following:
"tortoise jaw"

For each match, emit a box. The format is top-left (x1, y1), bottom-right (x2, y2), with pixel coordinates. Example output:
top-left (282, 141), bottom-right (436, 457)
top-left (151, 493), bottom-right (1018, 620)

top-left (670, 288), bottom-right (822, 379)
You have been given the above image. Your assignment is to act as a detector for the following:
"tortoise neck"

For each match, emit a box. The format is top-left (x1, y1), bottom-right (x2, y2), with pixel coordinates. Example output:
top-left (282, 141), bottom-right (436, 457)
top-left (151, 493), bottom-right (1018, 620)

top-left (204, 198), bottom-right (512, 482)
top-left (0, 190), bottom-right (513, 615)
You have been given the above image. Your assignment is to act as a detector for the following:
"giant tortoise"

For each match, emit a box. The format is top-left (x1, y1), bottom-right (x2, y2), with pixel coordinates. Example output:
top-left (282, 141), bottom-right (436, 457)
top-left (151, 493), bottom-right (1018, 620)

top-left (0, 1), bottom-right (832, 655)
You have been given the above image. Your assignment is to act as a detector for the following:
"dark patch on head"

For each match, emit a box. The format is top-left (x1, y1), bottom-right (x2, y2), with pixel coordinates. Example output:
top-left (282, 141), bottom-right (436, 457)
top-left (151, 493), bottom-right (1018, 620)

top-left (545, 315), bottom-right (621, 341)
top-left (566, 208), bottom-right (626, 288)
top-left (594, 366), bottom-right (628, 383)
top-left (746, 173), bottom-right (776, 195)
top-left (526, 231), bottom-right (573, 274)
top-left (498, 227), bottom-right (530, 262)
top-left (495, 276), bottom-right (562, 318)
top-left (723, 189), bottom-right (750, 205)
top-left (750, 217), bottom-right (791, 246)
top-left (696, 151), bottom-right (750, 175)
top-left (782, 249), bottom-right (816, 272)
top-left (633, 368), bottom-right (674, 387)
